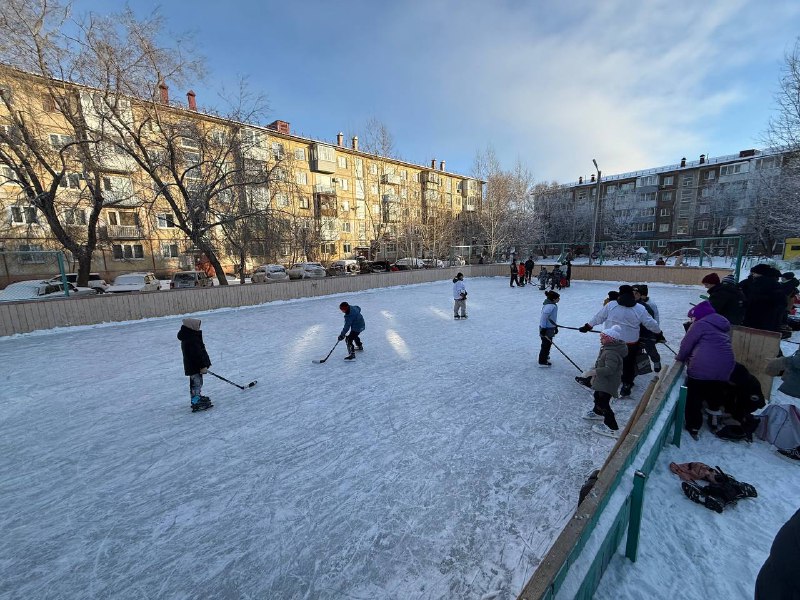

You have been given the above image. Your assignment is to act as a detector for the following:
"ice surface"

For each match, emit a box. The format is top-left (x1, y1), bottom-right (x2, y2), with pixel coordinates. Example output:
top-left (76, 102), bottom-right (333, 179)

top-left (0, 278), bottom-right (721, 599)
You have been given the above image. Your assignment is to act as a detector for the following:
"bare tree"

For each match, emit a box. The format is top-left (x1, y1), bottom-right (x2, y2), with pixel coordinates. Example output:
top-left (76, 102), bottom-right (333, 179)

top-left (471, 146), bottom-right (513, 260)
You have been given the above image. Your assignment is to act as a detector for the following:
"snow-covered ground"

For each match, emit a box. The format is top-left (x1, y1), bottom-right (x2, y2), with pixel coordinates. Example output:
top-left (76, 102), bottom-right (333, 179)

top-left (0, 278), bottom-right (785, 599)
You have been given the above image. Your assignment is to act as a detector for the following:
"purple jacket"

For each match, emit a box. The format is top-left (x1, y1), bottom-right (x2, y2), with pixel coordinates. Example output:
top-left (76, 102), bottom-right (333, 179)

top-left (676, 313), bottom-right (735, 381)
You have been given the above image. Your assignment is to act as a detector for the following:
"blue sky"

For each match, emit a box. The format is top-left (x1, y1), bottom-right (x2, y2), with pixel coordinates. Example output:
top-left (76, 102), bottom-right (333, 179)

top-left (73, 0), bottom-right (800, 182)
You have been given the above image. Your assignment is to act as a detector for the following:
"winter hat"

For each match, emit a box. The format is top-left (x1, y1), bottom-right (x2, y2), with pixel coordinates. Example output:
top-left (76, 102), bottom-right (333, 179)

top-left (633, 284), bottom-right (649, 296)
top-left (782, 272), bottom-right (796, 281)
top-left (701, 273), bottom-right (720, 286)
top-left (618, 284), bottom-right (634, 295)
top-left (545, 291), bottom-right (560, 301)
top-left (600, 325), bottom-right (624, 342)
top-left (182, 317), bottom-right (201, 331)
top-left (722, 274), bottom-right (737, 285)
top-left (750, 263), bottom-right (773, 276)
top-left (607, 291), bottom-right (619, 301)
top-left (688, 300), bottom-right (715, 321)
top-left (456, 272), bottom-right (464, 280)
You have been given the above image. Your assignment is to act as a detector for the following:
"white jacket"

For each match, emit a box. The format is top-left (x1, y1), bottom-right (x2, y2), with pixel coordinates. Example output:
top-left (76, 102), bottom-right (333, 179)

top-left (453, 280), bottom-right (467, 300)
top-left (588, 301), bottom-right (660, 343)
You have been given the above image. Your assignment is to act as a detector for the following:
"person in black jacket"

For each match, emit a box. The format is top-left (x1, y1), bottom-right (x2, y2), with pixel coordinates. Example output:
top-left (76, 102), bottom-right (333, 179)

top-left (524, 257), bottom-right (535, 284)
top-left (178, 317), bottom-right (212, 411)
top-left (741, 264), bottom-right (788, 332)
top-left (702, 272), bottom-right (745, 326)
top-left (755, 507), bottom-right (800, 600)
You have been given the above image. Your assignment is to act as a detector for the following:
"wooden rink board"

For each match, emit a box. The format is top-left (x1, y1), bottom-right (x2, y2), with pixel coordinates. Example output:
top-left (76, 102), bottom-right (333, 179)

top-left (731, 325), bottom-right (781, 400)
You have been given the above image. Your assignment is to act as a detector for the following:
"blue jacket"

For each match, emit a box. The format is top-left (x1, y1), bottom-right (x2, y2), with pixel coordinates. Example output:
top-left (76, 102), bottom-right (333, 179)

top-left (539, 300), bottom-right (558, 330)
top-left (341, 305), bottom-right (366, 336)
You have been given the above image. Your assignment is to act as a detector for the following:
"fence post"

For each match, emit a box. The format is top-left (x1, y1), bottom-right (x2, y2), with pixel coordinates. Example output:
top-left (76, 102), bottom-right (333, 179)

top-left (57, 251), bottom-right (69, 297)
top-left (734, 236), bottom-right (744, 282)
top-left (625, 470), bottom-right (647, 561)
top-left (672, 385), bottom-right (687, 447)
top-left (699, 238), bottom-right (705, 267)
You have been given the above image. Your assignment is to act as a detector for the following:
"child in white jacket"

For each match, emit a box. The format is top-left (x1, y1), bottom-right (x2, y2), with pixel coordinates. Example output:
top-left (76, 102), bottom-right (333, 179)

top-left (452, 272), bottom-right (467, 319)
top-left (538, 291), bottom-right (560, 366)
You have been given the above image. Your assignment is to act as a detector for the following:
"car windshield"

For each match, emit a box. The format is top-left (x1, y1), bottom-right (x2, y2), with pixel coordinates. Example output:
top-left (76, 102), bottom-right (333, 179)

top-left (268, 266), bottom-right (285, 272)
top-left (174, 273), bottom-right (197, 282)
top-left (306, 263), bottom-right (323, 268)
top-left (114, 275), bottom-right (143, 285)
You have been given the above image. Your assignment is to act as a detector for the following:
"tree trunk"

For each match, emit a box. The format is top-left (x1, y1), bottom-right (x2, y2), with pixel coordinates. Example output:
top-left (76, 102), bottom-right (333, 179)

top-left (196, 238), bottom-right (227, 285)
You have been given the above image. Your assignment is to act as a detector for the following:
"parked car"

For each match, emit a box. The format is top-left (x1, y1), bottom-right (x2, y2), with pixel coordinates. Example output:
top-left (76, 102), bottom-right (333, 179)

top-left (106, 272), bottom-right (161, 293)
top-left (48, 272), bottom-right (109, 293)
top-left (329, 259), bottom-right (360, 275)
top-left (394, 257), bottom-right (426, 269)
top-left (170, 271), bottom-right (213, 289)
top-left (422, 258), bottom-right (445, 269)
top-left (360, 260), bottom-right (394, 273)
top-left (287, 262), bottom-right (327, 279)
top-left (251, 264), bottom-right (290, 284)
top-left (0, 279), bottom-right (96, 302)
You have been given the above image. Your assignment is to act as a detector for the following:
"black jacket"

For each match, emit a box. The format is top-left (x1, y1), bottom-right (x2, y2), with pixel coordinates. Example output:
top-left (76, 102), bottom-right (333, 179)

top-left (708, 282), bottom-right (745, 326)
top-left (178, 326), bottom-right (211, 376)
top-left (742, 277), bottom-right (787, 332)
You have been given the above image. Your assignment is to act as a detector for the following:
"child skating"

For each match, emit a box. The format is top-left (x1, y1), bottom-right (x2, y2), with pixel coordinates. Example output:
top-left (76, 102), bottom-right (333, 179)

top-left (538, 291), bottom-right (560, 367)
top-left (582, 325), bottom-right (627, 438)
top-left (177, 317), bottom-right (213, 412)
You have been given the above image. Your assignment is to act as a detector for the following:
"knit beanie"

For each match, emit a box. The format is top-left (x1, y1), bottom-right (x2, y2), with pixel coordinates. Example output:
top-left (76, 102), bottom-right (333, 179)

top-left (687, 300), bottom-right (715, 321)
top-left (721, 274), bottom-right (737, 285)
top-left (182, 318), bottom-right (201, 331)
top-left (600, 324), bottom-right (624, 342)
top-left (750, 264), bottom-right (773, 276)
top-left (633, 284), bottom-right (649, 296)
top-left (607, 291), bottom-right (619, 301)
top-left (619, 284), bottom-right (634, 295)
top-left (545, 291), bottom-right (560, 301)
top-left (701, 273), bottom-right (720, 285)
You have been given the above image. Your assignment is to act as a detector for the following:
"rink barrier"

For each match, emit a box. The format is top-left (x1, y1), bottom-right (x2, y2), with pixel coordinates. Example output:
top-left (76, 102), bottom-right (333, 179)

top-left (0, 264), bottom-right (726, 336)
top-left (517, 360), bottom-right (687, 600)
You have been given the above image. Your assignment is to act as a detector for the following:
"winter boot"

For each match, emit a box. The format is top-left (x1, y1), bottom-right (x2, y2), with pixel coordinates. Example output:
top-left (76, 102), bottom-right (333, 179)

top-left (355, 342), bottom-right (364, 351)
top-left (575, 376), bottom-right (592, 389)
top-left (454, 315), bottom-right (461, 319)
top-left (778, 446), bottom-right (800, 461)
top-left (191, 395), bottom-right (213, 412)
top-left (712, 467), bottom-right (758, 499)
top-left (653, 361), bottom-right (662, 373)
top-left (538, 361), bottom-right (552, 368)
top-left (619, 384), bottom-right (632, 398)
top-left (681, 481), bottom-right (724, 513)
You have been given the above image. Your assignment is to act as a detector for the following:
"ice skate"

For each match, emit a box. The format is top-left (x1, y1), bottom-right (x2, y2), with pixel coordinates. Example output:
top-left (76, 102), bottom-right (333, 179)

top-left (582, 409), bottom-right (604, 421)
top-left (591, 423), bottom-right (620, 439)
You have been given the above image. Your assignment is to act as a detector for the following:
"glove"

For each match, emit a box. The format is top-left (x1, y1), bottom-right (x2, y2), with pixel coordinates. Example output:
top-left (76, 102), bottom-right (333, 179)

top-left (554, 327), bottom-right (559, 335)
top-left (200, 367), bottom-right (208, 374)
top-left (655, 331), bottom-right (666, 343)
top-left (578, 323), bottom-right (593, 333)
top-left (338, 334), bottom-right (345, 341)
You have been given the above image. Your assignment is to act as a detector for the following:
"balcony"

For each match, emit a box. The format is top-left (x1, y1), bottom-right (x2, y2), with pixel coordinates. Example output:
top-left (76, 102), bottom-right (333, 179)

top-left (381, 193), bottom-right (399, 204)
top-left (420, 171), bottom-right (440, 185)
top-left (310, 143), bottom-right (337, 174)
top-left (380, 173), bottom-right (402, 185)
top-left (314, 184), bottom-right (337, 195)
top-left (105, 225), bottom-right (143, 239)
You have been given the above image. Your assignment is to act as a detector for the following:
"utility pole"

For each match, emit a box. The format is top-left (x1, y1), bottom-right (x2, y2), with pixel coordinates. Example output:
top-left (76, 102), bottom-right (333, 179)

top-left (589, 159), bottom-right (602, 266)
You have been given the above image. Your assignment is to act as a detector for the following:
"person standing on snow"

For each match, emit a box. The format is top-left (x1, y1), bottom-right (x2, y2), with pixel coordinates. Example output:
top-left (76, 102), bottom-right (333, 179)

top-left (703, 272), bottom-right (745, 326)
top-left (525, 257), bottom-right (535, 284)
top-left (741, 264), bottom-right (786, 333)
top-left (538, 267), bottom-right (548, 290)
top-left (517, 261), bottom-right (527, 287)
top-left (177, 318), bottom-right (213, 411)
top-left (581, 324), bottom-right (628, 439)
top-left (452, 272), bottom-right (468, 319)
top-left (579, 284), bottom-right (662, 397)
top-left (633, 284), bottom-right (662, 372)
top-left (338, 302), bottom-right (366, 360)
top-left (538, 291), bottom-right (560, 367)
top-left (510, 260), bottom-right (520, 287)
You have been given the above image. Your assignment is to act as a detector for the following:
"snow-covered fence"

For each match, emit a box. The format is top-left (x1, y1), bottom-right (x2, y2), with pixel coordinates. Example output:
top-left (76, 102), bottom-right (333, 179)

top-left (517, 361), bottom-right (688, 600)
top-left (570, 265), bottom-right (732, 286)
top-left (0, 264), bottom-right (507, 336)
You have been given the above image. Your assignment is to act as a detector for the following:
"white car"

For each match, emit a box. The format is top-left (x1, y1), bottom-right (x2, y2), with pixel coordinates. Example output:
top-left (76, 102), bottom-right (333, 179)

top-left (329, 259), bottom-right (360, 275)
top-left (48, 272), bottom-right (109, 293)
top-left (287, 262), bottom-right (327, 280)
top-left (0, 279), bottom-right (96, 302)
top-left (394, 257), bottom-right (426, 269)
top-left (106, 272), bottom-right (161, 293)
top-left (422, 258), bottom-right (445, 269)
top-left (251, 264), bottom-right (290, 283)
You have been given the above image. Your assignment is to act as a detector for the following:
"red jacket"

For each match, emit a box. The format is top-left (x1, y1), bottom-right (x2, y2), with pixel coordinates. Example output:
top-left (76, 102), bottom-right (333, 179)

top-left (518, 263), bottom-right (525, 277)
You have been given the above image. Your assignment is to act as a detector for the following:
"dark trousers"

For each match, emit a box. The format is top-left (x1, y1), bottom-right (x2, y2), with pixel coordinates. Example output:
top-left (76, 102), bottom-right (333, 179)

top-left (510, 273), bottom-right (519, 287)
top-left (684, 377), bottom-right (730, 432)
top-left (621, 342), bottom-right (640, 386)
top-left (346, 331), bottom-right (362, 353)
top-left (538, 329), bottom-right (554, 364)
top-left (641, 338), bottom-right (661, 364)
top-left (593, 391), bottom-right (619, 430)
top-left (525, 268), bottom-right (532, 283)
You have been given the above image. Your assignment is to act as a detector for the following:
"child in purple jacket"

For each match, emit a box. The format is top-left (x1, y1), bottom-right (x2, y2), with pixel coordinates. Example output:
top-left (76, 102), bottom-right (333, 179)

top-left (676, 301), bottom-right (736, 438)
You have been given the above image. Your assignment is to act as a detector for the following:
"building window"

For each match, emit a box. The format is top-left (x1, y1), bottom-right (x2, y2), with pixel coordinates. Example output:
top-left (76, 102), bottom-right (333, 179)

top-left (341, 201), bottom-right (350, 212)
top-left (271, 142), bottom-right (285, 160)
top-left (682, 175), bottom-right (693, 187)
top-left (294, 147), bottom-right (305, 160)
top-left (640, 192), bottom-right (656, 203)
top-left (63, 208), bottom-right (87, 225)
top-left (11, 205), bottom-right (39, 224)
top-left (660, 208), bottom-right (670, 217)
top-left (638, 175), bottom-right (658, 187)
top-left (370, 163), bottom-right (378, 175)
top-left (18, 243), bottom-right (45, 263)
top-left (702, 170), bottom-right (716, 181)
top-left (320, 242), bottom-right (336, 254)
top-left (698, 221), bottom-right (709, 231)
top-left (337, 156), bottom-right (347, 169)
top-left (343, 243), bottom-right (352, 254)
top-left (639, 207), bottom-right (655, 217)
top-left (42, 94), bottom-right (58, 112)
top-left (370, 183), bottom-right (378, 195)
top-left (342, 221), bottom-right (351, 232)
top-left (276, 193), bottom-right (289, 207)
top-left (339, 178), bottom-right (349, 191)
top-left (161, 243), bottom-right (179, 258)
top-left (720, 163), bottom-right (745, 176)
top-left (299, 196), bottom-right (309, 209)
top-left (676, 225), bottom-right (689, 235)
top-left (662, 176), bottom-right (674, 186)
top-left (659, 223), bottom-right (670, 232)
top-left (49, 133), bottom-right (74, 149)
top-left (273, 167), bottom-right (287, 182)
top-left (112, 243), bottom-right (144, 260)
top-left (400, 170), bottom-right (407, 180)
top-left (157, 213), bottom-right (176, 228)
top-left (657, 240), bottom-right (667, 247)
top-left (295, 171), bottom-right (308, 185)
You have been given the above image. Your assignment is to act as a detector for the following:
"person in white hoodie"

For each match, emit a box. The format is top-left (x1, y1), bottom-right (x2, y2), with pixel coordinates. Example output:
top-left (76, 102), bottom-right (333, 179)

top-left (452, 272), bottom-right (468, 319)
top-left (579, 284), bottom-right (663, 397)
top-left (538, 291), bottom-right (560, 366)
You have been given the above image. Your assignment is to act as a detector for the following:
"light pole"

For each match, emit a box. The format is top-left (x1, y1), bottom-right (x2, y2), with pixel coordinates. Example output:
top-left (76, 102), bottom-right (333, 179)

top-left (589, 159), bottom-right (601, 266)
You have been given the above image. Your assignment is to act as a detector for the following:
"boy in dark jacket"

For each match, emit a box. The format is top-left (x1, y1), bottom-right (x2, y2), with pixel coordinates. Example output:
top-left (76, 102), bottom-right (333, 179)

top-left (338, 302), bottom-right (366, 360)
top-left (177, 318), bottom-right (212, 411)
top-left (702, 272), bottom-right (745, 325)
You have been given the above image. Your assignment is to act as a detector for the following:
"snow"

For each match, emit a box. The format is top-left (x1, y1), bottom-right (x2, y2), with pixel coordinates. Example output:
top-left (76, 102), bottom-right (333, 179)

top-left (0, 278), bottom-right (791, 599)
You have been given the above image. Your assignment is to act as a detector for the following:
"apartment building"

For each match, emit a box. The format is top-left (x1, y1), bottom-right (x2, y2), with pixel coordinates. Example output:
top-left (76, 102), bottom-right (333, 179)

top-left (567, 148), bottom-right (786, 255)
top-left (0, 65), bottom-right (484, 283)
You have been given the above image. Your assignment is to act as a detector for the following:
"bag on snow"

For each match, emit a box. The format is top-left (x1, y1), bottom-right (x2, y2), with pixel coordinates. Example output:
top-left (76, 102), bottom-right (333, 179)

top-left (636, 347), bottom-right (652, 375)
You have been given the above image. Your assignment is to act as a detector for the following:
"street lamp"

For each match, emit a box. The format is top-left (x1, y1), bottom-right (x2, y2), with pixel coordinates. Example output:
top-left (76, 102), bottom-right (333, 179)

top-left (589, 159), bottom-right (601, 266)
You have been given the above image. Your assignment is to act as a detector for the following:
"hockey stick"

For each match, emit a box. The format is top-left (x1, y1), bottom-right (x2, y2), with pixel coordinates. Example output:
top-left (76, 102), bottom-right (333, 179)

top-left (661, 342), bottom-right (678, 356)
top-left (207, 370), bottom-right (257, 390)
top-left (550, 321), bottom-right (600, 333)
top-left (548, 338), bottom-right (584, 372)
top-left (312, 339), bottom-right (340, 364)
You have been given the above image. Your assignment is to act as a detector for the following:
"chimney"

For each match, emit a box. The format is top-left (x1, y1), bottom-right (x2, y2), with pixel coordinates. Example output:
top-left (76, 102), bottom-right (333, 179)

top-left (431, 158), bottom-right (436, 169)
top-left (579, 176), bottom-right (583, 184)
top-left (590, 174), bottom-right (596, 182)
top-left (699, 154), bottom-right (705, 164)
top-left (440, 160), bottom-right (445, 171)
top-left (267, 120), bottom-right (290, 134)
top-left (680, 157), bottom-right (686, 168)
top-left (187, 90), bottom-right (196, 111)
top-left (352, 136), bottom-right (358, 151)
top-left (158, 80), bottom-right (169, 104)
top-left (337, 132), bottom-right (344, 147)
